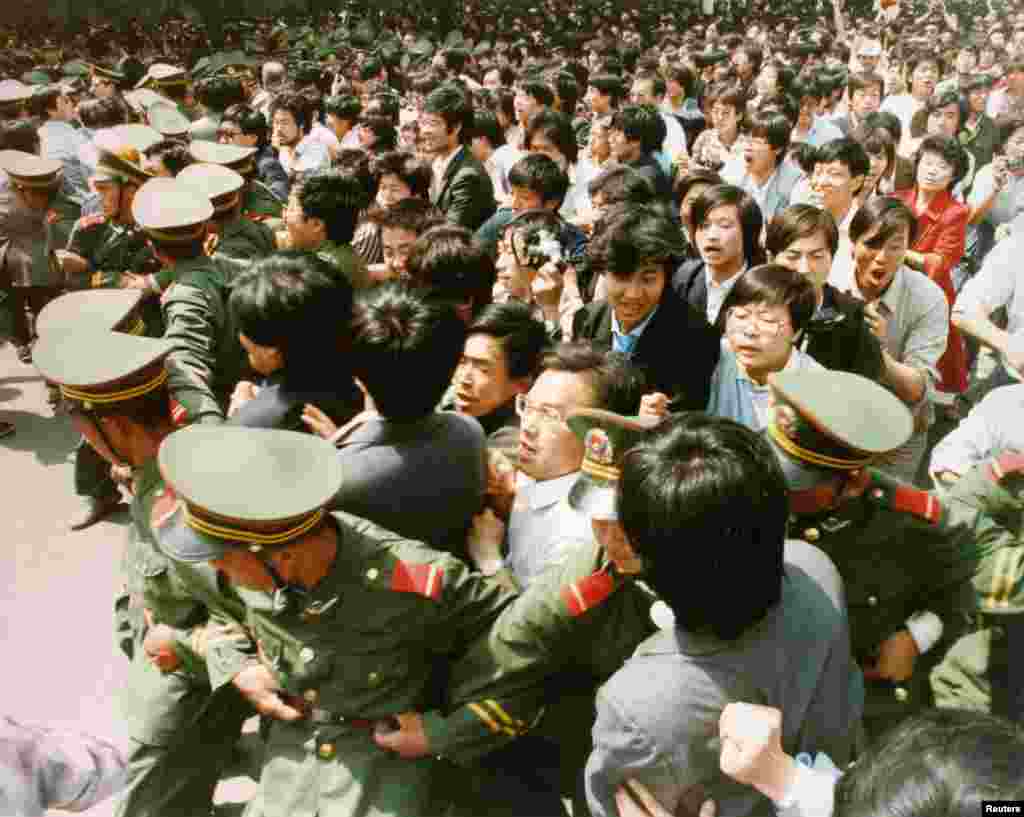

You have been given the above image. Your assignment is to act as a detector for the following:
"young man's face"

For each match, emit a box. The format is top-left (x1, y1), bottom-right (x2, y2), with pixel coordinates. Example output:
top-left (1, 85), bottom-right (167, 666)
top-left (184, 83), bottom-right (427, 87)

top-left (451, 333), bottom-right (528, 419)
top-left (271, 108), bottom-right (302, 148)
top-left (283, 192), bottom-right (321, 249)
top-left (630, 79), bottom-right (658, 107)
top-left (853, 222), bottom-right (911, 301)
top-left (606, 261), bottom-right (666, 333)
top-left (418, 110), bottom-right (456, 154)
top-left (94, 180), bottom-right (121, 218)
top-left (850, 84), bottom-right (882, 119)
top-left (810, 160), bottom-right (863, 220)
top-left (381, 225), bottom-right (417, 278)
top-left (514, 90), bottom-right (543, 126)
top-left (608, 127), bottom-right (640, 163)
top-left (696, 204), bottom-right (745, 276)
top-left (743, 134), bottom-right (779, 177)
top-left (517, 369), bottom-right (592, 482)
top-left (586, 85), bottom-right (612, 116)
top-left (772, 229), bottom-right (833, 290)
top-left (724, 301), bottom-right (797, 378)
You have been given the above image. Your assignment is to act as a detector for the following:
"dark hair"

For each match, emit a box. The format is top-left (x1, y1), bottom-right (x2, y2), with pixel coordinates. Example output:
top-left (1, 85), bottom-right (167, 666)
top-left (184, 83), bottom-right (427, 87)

top-left (349, 284), bottom-right (466, 421)
top-left (442, 48), bottom-right (470, 75)
top-left (665, 64), bottom-right (696, 99)
top-left (229, 252), bottom-right (353, 389)
top-left (324, 94), bottom-right (363, 125)
top-left (524, 108), bottom-right (579, 167)
top-left (789, 75), bottom-right (823, 106)
top-left (847, 71), bottom-right (884, 98)
top-left (195, 76), bottom-right (246, 113)
top-left (834, 709), bottom-right (1024, 817)
top-left (914, 134), bottom-right (968, 189)
top-left (34, 86), bottom-right (62, 120)
top-left (610, 104), bottom-right (665, 155)
top-left (813, 137), bottom-right (871, 183)
top-left (673, 169), bottom-right (722, 208)
top-left (540, 342), bottom-right (647, 414)
top-left (707, 82), bottom-right (746, 116)
top-left (766, 204), bottom-right (840, 258)
top-left (222, 103), bottom-right (269, 147)
top-left (78, 97), bottom-right (125, 129)
top-left (0, 119), bottom-right (39, 153)
top-left (633, 73), bottom-right (667, 99)
top-left (295, 170), bottom-right (369, 245)
top-left (143, 139), bottom-right (193, 175)
top-left (747, 108), bottom-right (792, 166)
top-left (467, 300), bottom-right (549, 380)
top-left (269, 91), bottom-right (311, 134)
top-left (588, 74), bottom-right (626, 107)
top-left (996, 117), bottom-right (1024, 153)
top-left (862, 110), bottom-right (903, 143)
top-left (721, 263), bottom-right (817, 334)
top-left (370, 196), bottom-right (446, 234)
top-left (553, 73), bottom-right (580, 116)
top-left (470, 109), bottom-right (506, 149)
top-left (370, 151), bottom-right (431, 199)
top-left (618, 413), bottom-right (787, 640)
top-left (849, 195), bottom-right (919, 246)
top-left (358, 56), bottom-right (385, 82)
top-left (359, 116), bottom-right (398, 152)
top-left (507, 153), bottom-right (570, 206)
top-left (405, 224), bottom-right (495, 318)
top-left (589, 164), bottom-right (656, 206)
top-left (518, 79), bottom-right (555, 108)
top-left (689, 184), bottom-right (767, 267)
top-left (423, 83), bottom-right (474, 145)
top-left (853, 125), bottom-right (897, 184)
top-left (588, 204), bottom-right (686, 280)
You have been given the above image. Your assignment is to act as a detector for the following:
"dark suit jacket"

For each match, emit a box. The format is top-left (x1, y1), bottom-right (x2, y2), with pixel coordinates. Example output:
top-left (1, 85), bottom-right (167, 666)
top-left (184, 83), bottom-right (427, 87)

top-left (572, 292), bottom-right (720, 411)
top-left (802, 284), bottom-right (884, 381)
top-left (434, 146), bottom-right (497, 232)
top-left (671, 258), bottom-right (709, 321)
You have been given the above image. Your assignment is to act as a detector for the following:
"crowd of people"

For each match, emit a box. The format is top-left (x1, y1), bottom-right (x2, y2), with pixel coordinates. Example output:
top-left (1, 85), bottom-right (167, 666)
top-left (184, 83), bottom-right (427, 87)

top-left (3, 0), bottom-right (1024, 814)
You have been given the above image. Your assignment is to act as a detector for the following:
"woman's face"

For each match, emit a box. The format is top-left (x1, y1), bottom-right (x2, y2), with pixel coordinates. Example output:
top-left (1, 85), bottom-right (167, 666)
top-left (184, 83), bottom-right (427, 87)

top-left (712, 101), bottom-right (739, 136)
top-left (377, 173), bottom-right (413, 209)
top-left (865, 150), bottom-right (890, 191)
top-left (927, 103), bottom-right (961, 138)
top-left (916, 150), bottom-right (956, 194)
top-left (724, 302), bottom-right (796, 379)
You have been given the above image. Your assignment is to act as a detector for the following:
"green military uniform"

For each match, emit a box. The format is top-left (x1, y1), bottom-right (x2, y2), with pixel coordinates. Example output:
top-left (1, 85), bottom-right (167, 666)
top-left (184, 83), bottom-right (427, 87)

top-left (421, 410), bottom-right (663, 816)
top-left (315, 239), bottom-right (372, 291)
top-left (213, 214), bottom-right (276, 261)
top-left (769, 370), bottom-right (992, 737)
top-left (32, 327), bottom-right (253, 817)
top-left (132, 177), bottom-right (242, 425)
top-left (66, 214), bottom-right (157, 294)
top-left (155, 425), bottom-right (516, 817)
top-left (931, 453), bottom-right (1024, 722)
top-left (189, 140), bottom-right (284, 230)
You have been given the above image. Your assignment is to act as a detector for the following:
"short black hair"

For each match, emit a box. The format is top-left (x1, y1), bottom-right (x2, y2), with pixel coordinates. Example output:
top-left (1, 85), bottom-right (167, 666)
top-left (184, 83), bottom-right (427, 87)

top-left (589, 164), bottom-right (656, 207)
top-left (295, 170), bottom-right (371, 245)
top-left (834, 709), bottom-right (1024, 817)
top-left (369, 197), bottom-right (446, 234)
top-left (689, 184), bottom-right (767, 268)
top-left (588, 204), bottom-right (687, 280)
top-left (222, 103), bottom-right (269, 146)
top-left (467, 300), bottom-right (550, 380)
top-left (0, 119), bottom-right (40, 153)
top-left (849, 195), bottom-right (919, 247)
top-left (423, 83), bottom-right (474, 145)
top-left (540, 343), bottom-right (647, 414)
top-left (747, 108), bottom-right (792, 166)
top-left (195, 75), bottom-right (246, 113)
top-left (324, 94), bottom-right (362, 124)
top-left (588, 74), bottom-right (626, 107)
top-left (862, 110), bottom-right (903, 143)
top-left (618, 413), bottom-right (787, 640)
top-left (470, 109), bottom-right (506, 148)
top-left (813, 137), bottom-right (871, 182)
top-left (77, 97), bottom-right (125, 129)
top-left (229, 251), bottom-right (353, 390)
top-left (610, 104), bottom-right (665, 155)
top-left (847, 71), bottom-right (884, 98)
top-left (143, 139), bottom-right (193, 175)
top-left (350, 284), bottom-right (466, 421)
top-left (524, 108), bottom-right (578, 167)
top-left (721, 263), bottom-right (817, 334)
top-left (269, 91), bottom-right (311, 134)
top-left (359, 116), bottom-right (398, 151)
top-left (405, 224), bottom-right (495, 319)
top-left (673, 169), bottom-right (722, 209)
top-left (553, 72), bottom-right (580, 115)
top-left (370, 151), bottom-right (432, 199)
top-left (913, 133), bottom-right (969, 189)
top-left (507, 153), bottom-right (570, 206)
top-left (766, 204), bottom-right (840, 258)
top-left (518, 79), bottom-right (555, 108)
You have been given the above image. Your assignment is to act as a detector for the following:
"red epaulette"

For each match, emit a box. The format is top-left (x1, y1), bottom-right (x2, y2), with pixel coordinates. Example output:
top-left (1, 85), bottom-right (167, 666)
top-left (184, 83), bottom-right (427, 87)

top-left (561, 570), bottom-right (616, 617)
top-left (150, 485), bottom-right (179, 529)
top-left (391, 560), bottom-right (444, 601)
top-left (77, 213), bottom-right (107, 229)
top-left (987, 452), bottom-right (1024, 484)
top-left (169, 399), bottom-right (188, 427)
top-left (890, 485), bottom-right (943, 525)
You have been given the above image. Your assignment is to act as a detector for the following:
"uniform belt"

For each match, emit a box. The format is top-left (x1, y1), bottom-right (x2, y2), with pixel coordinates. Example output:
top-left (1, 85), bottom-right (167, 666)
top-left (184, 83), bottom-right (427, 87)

top-left (307, 708), bottom-right (376, 730)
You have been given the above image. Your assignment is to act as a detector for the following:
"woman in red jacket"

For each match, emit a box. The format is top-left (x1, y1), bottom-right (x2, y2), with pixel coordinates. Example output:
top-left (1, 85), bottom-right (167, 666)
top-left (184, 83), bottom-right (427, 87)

top-left (894, 134), bottom-right (970, 402)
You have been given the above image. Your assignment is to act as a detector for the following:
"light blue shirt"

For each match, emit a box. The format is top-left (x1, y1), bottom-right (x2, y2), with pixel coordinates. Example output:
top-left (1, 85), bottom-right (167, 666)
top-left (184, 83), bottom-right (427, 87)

top-left (611, 304), bottom-right (659, 355)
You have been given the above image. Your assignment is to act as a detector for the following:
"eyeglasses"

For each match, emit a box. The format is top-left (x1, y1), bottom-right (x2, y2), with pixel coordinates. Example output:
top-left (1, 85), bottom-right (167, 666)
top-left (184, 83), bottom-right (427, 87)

top-left (515, 394), bottom-right (568, 431)
top-left (725, 307), bottom-right (789, 336)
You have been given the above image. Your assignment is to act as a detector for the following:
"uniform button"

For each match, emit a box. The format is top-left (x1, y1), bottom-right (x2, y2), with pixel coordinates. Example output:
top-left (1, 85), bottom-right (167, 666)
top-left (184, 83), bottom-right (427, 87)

top-left (368, 671), bottom-right (381, 686)
top-left (304, 689), bottom-right (319, 704)
top-left (299, 647), bottom-right (316, 663)
top-left (318, 742), bottom-right (336, 760)
top-left (867, 596), bottom-right (878, 607)
top-left (894, 686), bottom-right (909, 703)
top-left (366, 568), bottom-right (379, 581)
top-left (803, 528), bottom-right (820, 542)
top-left (872, 489), bottom-right (884, 500)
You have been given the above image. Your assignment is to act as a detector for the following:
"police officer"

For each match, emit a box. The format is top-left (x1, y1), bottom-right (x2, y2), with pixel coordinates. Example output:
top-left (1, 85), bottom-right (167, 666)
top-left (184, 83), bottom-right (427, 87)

top-left (131, 177), bottom-right (241, 425)
top-left (189, 139), bottom-right (284, 229)
top-left (155, 425), bottom-right (516, 817)
top-left (0, 150), bottom-right (80, 363)
top-left (931, 454), bottom-right (1024, 723)
top-left (767, 369), bottom-right (992, 738)
top-left (32, 315), bottom-right (252, 817)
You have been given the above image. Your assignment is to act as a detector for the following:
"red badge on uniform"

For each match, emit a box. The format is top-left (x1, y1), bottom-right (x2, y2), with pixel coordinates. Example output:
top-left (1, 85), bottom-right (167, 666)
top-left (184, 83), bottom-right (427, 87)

top-left (562, 570), bottom-right (615, 617)
top-left (891, 486), bottom-right (942, 525)
top-left (46, 209), bottom-right (59, 224)
top-left (391, 560), bottom-right (444, 600)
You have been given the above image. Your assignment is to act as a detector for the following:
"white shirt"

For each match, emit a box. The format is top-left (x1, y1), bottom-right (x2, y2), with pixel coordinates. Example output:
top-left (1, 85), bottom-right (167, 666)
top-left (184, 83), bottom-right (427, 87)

top-left (705, 264), bottom-right (747, 324)
top-left (279, 133), bottom-right (331, 177)
top-left (929, 384), bottom-right (1024, 476)
top-left (507, 470), bottom-right (593, 587)
top-left (307, 121), bottom-right (341, 153)
top-left (826, 207), bottom-right (858, 286)
top-left (879, 94), bottom-right (926, 157)
top-left (954, 230), bottom-right (1024, 337)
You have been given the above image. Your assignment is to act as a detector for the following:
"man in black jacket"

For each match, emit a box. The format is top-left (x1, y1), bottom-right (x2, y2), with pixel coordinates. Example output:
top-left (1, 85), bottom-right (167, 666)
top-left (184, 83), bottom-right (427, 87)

top-left (573, 205), bottom-right (719, 411)
top-left (765, 204), bottom-right (884, 381)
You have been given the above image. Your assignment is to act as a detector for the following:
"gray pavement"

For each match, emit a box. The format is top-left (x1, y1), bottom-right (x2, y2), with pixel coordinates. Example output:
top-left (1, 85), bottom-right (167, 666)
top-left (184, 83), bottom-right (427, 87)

top-left (0, 342), bottom-right (256, 816)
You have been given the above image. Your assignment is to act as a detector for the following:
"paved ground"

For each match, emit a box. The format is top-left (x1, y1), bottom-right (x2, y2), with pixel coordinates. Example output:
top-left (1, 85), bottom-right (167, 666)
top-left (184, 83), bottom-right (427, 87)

top-left (0, 342), bottom-right (256, 815)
